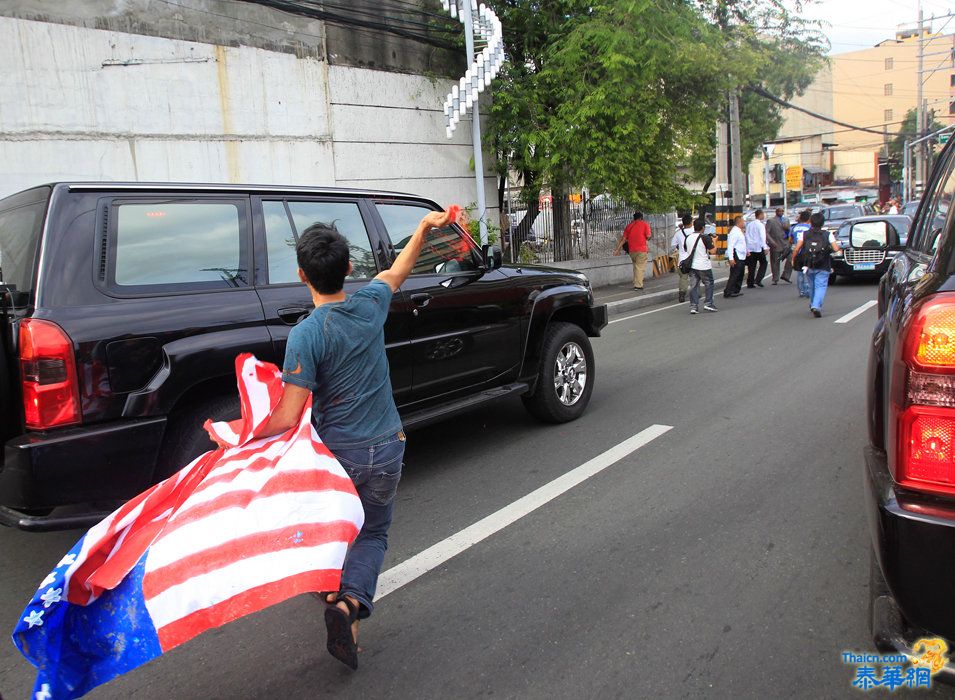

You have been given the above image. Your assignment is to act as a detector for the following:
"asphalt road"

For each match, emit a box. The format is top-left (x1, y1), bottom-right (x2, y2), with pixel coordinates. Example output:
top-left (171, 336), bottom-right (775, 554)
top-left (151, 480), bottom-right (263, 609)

top-left (2, 277), bottom-right (952, 699)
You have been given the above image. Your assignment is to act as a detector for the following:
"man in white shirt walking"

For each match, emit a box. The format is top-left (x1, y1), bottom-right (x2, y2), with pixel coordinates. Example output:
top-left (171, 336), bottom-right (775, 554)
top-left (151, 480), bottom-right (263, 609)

top-left (670, 214), bottom-right (693, 303)
top-left (723, 215), bottom-right (748, 298)
top-left (684, 218), bottom-right (718, 314)
top-left (744, 209), bottom-right (770, 288)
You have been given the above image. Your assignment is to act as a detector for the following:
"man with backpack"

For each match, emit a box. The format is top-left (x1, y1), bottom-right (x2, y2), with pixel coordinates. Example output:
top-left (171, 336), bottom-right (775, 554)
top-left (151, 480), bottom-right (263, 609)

top-left (789, 210), bottom-right (812, 298)
top-left (670, 214), bottom-right (693, 302)
top-left (791, 211), bottom-right (841, 317)
top-left (683, 218), bottom-right (718, 314)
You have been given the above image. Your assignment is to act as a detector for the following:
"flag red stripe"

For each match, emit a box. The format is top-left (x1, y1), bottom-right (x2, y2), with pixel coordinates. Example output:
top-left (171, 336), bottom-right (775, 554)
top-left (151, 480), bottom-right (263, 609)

top-left (190, 442), bottom-right (339, 497)
top-left (158, 470), bottom-right (357, 538)
top-left (142, 520), bottom-right (360, 600)
top-left (155, 569), bottom-right (342, 651)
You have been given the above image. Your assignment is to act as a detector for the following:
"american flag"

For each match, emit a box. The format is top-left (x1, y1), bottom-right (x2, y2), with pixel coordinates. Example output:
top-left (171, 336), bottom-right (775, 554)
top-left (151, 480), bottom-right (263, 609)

top-left (12, 354), bottom-right (363, 700)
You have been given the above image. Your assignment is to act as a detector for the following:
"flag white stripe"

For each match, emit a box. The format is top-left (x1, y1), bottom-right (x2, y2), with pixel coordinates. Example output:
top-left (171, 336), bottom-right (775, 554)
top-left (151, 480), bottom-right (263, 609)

top-left (144, 541), bottom-right (349, 628)
top-left (145, 490), bottom-right (364, 572)
top-left (241, 356), bottom-right (274, 430)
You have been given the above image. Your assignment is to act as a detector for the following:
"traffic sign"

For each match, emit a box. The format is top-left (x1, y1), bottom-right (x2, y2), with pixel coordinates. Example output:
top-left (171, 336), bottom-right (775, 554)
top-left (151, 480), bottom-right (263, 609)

top-left (786, 165), bottom-right (803, 191)
top-left (940, 133), bottom-right (951, 145)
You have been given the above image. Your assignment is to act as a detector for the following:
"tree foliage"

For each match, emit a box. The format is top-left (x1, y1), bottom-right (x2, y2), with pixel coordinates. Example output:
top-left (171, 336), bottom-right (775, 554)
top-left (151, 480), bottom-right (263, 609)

top-left (485, 0), bottom-right (826, 214)
top-left (887, 107), bottom-right (945, 180)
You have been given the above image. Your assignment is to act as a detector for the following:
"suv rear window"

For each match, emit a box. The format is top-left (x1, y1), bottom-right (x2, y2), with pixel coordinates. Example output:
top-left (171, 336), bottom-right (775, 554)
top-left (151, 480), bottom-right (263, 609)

top-left (110, 201), bottom-right (248, 292)
top-left (0, 196), bottom-right (46, 298)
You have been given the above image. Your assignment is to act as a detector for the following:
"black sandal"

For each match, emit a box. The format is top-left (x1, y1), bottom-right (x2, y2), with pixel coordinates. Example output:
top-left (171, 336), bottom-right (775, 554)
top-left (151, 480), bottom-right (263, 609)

top-left (324, 595), bottom-right (359, 670)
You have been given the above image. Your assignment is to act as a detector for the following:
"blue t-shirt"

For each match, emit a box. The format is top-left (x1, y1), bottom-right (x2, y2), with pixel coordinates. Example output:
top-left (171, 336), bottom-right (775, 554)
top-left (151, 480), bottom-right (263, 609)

top-left (281, 280), bottom-right (402, 450)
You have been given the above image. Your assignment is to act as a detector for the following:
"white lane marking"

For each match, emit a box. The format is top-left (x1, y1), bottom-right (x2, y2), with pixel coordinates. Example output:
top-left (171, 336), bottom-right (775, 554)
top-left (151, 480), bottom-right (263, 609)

top-left (375, 424), bottom-right (673, 600)
top-left (834, 300), bottom-right (877, 325)
top-left (609, 302), bottom-right (685, 324)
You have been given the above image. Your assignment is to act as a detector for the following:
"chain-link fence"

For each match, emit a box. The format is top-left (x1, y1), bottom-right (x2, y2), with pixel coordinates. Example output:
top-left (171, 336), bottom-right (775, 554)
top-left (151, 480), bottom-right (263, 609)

top-left (502, 188), bottom-right (676, 265)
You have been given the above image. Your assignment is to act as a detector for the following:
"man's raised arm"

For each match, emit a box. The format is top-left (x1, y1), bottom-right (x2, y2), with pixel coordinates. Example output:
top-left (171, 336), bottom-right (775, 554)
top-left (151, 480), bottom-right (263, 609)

top-left (376, 210), bottom-right (454, 292)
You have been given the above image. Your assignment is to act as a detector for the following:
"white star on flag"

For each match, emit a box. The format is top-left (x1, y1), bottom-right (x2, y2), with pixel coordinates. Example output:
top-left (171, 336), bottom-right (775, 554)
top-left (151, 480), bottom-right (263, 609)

top-left (23, 610), bottom-right (44, 629)
top-left (56, 553), bottom-right (76, 568)
top-left (38, 572), bottom-right (57, 589)
top-left (35, 683), bottom-right (52, 700)
top-left (39, 588), bottom-right (62, 608)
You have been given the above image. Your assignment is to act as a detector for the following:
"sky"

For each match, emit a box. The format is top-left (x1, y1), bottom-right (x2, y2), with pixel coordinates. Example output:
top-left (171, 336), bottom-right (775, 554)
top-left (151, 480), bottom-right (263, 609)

top-left (795, 0), bottom-right (955, 54)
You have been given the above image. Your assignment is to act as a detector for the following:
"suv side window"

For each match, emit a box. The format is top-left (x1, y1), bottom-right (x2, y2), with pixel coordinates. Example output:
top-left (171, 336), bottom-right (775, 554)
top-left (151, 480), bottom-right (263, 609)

top-left (261, 200), bottom-right (377, 283)
top-left (910, 158), bottom-right (955, 256)
top-left (110, 200), bottom-right (248, 292)
top-left (376, 203), bottom-right (481, 275)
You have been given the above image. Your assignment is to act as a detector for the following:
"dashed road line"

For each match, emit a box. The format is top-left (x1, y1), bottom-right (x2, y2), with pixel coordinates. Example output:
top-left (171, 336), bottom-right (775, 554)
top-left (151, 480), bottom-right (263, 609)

top-left (834, 300), bottom-right (877, 325)
top-left (374, 424), bottom-right (673, 600)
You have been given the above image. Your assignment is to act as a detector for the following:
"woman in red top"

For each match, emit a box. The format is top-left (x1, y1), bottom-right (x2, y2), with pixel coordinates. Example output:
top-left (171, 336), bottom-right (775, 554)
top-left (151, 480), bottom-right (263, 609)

top-left (613, 211), bottom-right (653, 289)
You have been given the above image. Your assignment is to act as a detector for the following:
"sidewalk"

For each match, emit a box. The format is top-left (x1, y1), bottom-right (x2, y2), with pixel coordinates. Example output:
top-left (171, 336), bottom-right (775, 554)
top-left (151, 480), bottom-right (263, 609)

top-left (593, 259), bottom-right (732, 316)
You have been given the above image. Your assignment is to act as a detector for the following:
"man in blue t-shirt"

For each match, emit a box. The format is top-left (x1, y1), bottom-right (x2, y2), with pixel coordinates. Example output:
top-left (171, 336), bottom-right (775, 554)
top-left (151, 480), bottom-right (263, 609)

top-left (788, 209), bottom-right (813, 299)
top-left (249, 207), bottom-right (452, 669)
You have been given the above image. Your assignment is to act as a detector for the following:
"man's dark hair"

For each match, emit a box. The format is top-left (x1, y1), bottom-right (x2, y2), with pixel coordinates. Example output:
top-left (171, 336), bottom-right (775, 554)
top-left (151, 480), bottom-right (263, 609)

top-left (693, 217), bottom-right (705, 232)
top-left (810, 212), bottom-right (825, 229)
top-left (681, 214), bottom-right (693, 227)
top-left (799, 209), bottom-right (812, 222)
top-left (296, 222), bottom-right (350, 294)
top-left (775, 207), bottom-right (784, 216)
top-left (755, 209), bottom-right (764, 219)
top-left (633, 211), bottom-right (643, 220)
top-left (734, 215), bottom-right (744, 226)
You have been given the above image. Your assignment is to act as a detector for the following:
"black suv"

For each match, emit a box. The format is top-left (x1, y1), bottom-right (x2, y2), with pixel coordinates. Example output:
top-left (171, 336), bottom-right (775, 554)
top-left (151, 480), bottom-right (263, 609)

top-left (866, 140), bottom-right (955, 679)
top-left (0, 183), bottom-right (606, 531)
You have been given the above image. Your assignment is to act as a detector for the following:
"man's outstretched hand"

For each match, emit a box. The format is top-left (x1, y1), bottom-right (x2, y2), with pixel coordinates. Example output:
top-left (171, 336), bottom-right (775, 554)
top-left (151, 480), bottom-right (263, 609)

top-left (422, 210), bottom-right (454, 230)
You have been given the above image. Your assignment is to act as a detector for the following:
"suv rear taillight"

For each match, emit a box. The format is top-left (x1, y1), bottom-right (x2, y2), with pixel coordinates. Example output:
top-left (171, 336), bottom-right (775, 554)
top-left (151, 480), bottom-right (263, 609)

top-left (19, 319), bottom-right (81, 430)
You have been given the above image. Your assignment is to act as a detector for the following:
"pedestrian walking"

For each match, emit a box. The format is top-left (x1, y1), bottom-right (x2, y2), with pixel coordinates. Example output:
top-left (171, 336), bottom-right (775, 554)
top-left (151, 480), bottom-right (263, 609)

top-left (253, 207), bottom-right (455, 668)
top-left (887, 199), bottom-right (899, 215)
top-left (684, 218), bottom-right (717, 314)
top-left (791, 211), bottom-right (841, 317)
top-left (614, 211), bottom-right (653, 290)
top-left (765, 207), bottom-right (792, 285)
top-left (723, 215), bottom-right (748, 298)
top-left (671, 213), bottom-right (693, 302)
top-left (744, 209), bottom-right (770, 288)
top-left (789, 210), bottom-right (812, 298)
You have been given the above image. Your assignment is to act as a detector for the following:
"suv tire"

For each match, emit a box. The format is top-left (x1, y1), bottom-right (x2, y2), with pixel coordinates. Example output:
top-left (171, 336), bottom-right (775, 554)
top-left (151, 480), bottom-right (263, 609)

top-left (522, 322), bottom-right (595, 423)
top-left (154, 394), bottom-right (241, 481)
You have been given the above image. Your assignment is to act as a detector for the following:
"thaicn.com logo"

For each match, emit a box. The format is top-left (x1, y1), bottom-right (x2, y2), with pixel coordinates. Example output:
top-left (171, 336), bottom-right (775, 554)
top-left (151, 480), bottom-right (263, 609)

top-left (841, 638), bottom-right (949, 691)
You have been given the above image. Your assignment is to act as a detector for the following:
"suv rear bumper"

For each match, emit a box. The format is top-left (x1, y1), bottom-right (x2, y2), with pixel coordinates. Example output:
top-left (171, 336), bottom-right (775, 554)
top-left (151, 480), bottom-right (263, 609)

top-left (0, 417), bottom-right (166, 528)
top-left (865, 444), bottom-right (955, 640)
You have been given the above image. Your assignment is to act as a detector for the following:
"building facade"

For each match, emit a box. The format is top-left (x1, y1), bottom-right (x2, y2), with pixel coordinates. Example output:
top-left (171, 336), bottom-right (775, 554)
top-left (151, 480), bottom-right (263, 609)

top-left (749, 26), bottom-right (955, 204)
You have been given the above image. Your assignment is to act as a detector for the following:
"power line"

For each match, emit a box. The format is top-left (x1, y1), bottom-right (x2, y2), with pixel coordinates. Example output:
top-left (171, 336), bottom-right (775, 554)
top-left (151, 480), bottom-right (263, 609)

top-left (748, 85), bottom-right (899, 136)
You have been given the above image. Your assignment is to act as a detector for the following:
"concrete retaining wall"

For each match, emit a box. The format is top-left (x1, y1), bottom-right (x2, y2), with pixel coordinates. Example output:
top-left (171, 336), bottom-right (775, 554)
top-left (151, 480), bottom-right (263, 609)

top-left (0, 14), bottom-right (496, 220)
top-left (549, 256), bottom-right (653, 287)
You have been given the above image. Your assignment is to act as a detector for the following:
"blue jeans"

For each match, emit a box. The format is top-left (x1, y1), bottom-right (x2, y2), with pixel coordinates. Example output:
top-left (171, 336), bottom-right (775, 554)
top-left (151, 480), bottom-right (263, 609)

top-left (806, 268), bottom-right (830, 310)
top-left (689, 268), bottom-right (714, 308)
top-left (331, 432), bottom-right (406, 619)
top-left (797, 269), bottom-right (810, 297)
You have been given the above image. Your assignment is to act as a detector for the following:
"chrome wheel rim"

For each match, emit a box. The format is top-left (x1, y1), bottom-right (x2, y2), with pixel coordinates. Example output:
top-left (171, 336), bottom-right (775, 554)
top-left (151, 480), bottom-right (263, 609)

top-left (554, 341), bottom-right (587, 406)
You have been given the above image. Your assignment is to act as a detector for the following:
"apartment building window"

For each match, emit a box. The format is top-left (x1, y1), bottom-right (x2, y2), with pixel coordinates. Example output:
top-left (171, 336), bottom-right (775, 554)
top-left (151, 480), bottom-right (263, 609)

top-left (950, 74), bottom-right (955, 87)
top-left (950, 101), bottom-right (955, 115)
top-left (885, 57), bottom-right (894, 70)
top-left (884, 83), bottom-right (893, 96)
top-left (885, 109), bottom-right (893, 122)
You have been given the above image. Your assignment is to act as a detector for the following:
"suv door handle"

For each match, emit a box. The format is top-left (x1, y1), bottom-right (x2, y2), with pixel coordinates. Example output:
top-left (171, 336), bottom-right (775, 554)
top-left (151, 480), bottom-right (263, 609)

top-left (410, 293), bottom-right (432, 308)
top-left (277, 306), bottom-right (311, 325)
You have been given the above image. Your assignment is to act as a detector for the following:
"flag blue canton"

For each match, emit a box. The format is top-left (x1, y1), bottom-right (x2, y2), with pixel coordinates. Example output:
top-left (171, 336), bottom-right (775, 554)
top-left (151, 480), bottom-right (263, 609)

top-left (12, 535), bottom-right (162, 700)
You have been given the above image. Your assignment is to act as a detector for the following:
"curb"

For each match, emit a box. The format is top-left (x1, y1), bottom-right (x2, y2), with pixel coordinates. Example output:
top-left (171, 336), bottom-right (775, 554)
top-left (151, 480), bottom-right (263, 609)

top-left (603, 272), bottom-right (733, 317)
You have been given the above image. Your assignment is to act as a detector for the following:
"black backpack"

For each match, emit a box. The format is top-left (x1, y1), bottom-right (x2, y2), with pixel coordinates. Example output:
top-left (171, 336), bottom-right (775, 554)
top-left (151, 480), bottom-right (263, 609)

top-left (803, 229), bottom-right (832, 270)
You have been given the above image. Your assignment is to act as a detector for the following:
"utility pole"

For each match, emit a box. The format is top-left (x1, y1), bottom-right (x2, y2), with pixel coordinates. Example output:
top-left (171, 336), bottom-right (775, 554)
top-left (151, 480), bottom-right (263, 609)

top-left (461, 4), bottom-right (488, 245)
top-left (763, 146), bottom-right (771, 208)
top-left (729, 90), bottom-right (745, 210)
top-left (916, 1), bottom-right (925, 196)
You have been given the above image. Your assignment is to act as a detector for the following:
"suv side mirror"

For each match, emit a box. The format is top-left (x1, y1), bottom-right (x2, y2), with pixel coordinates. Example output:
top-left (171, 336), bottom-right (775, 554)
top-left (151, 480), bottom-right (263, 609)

top-left (482, 244), bottom-right (503, 270)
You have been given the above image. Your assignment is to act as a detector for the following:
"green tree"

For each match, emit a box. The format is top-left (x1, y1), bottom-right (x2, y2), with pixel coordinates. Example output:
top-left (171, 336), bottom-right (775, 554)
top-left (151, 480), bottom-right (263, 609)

top-left (887, 107), bottom-right (945, 180)
top-left (485, 0), bottom-right (825, 246)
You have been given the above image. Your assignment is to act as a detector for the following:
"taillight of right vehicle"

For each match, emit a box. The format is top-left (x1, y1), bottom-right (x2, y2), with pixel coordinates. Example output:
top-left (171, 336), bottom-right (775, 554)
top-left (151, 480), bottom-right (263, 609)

top-left (891, 294), bottom-right (955, 496)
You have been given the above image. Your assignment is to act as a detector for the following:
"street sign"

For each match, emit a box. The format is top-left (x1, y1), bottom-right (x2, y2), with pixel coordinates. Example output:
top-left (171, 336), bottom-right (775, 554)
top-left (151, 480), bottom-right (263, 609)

top-left (786, 165), bottom-right (803, 191)
top-left (940, 133), bottom-right (951, 145)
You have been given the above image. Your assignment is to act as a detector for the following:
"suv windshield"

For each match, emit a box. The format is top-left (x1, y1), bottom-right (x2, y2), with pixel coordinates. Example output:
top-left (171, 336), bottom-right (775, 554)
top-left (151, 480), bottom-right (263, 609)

top-left (0, 190), bottom-right (48, 300)
top-left (824, 206), bottom-right (860, 220)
